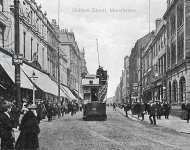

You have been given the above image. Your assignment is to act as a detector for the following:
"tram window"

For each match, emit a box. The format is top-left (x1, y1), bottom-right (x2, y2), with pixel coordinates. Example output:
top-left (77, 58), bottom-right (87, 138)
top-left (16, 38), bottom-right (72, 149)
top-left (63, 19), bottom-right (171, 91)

top-left (91, 88), bottom-right (98, 101)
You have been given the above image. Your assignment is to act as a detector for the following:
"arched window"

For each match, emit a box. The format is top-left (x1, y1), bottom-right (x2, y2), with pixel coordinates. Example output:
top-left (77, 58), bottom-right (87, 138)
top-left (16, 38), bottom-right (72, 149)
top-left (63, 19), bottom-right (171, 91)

top-left (179, 77), bottom-right (186, 103)
top-left (172, 80), bottom-right (178, 103)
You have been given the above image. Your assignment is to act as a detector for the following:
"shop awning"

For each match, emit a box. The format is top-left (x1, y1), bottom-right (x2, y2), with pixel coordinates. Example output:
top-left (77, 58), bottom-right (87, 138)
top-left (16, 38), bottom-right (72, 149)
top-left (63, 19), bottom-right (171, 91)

top-left (0, 53), bottom-right (33, 89)
top-left (60, 85), bottom-right (77, 101)
top-left (21, 63), bottom-right (66, 98)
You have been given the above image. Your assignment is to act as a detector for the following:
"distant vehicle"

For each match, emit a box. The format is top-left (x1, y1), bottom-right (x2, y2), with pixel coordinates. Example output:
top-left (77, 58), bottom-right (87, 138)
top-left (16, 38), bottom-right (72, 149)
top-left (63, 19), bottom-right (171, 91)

top-left (82, 66), bottom-right (108, 121)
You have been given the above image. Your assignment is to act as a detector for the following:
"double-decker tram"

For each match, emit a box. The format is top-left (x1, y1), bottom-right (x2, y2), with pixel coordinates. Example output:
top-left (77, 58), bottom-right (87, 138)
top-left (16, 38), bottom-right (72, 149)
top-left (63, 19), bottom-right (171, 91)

top-left (82, 66), bottom-right (108, 121)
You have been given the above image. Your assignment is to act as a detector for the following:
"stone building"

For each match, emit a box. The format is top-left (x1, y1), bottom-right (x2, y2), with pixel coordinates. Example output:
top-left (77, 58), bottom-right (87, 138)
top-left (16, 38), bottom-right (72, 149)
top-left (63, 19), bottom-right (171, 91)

top-left (59, 29), bottom-right (82, 95)
top-left (129, 32), bottom-right (154, 103)
top-left (0, 0), bottom-right (85, 103)
top-left (114, 84), bottom-right (122, 104)
top-left (164, 0), bottom-right (190, 105)
top-left (142, 19), bottom-right (167, 102)
top-left (120, 56), bottom-right (130, 103)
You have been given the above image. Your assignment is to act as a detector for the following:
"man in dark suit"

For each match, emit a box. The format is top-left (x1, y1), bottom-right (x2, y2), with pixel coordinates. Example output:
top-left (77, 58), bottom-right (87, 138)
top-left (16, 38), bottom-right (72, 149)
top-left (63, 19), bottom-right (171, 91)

top-left (15, 104), bottom-right (40, 150)
top-left (0, 100), bottom-right (15, 150)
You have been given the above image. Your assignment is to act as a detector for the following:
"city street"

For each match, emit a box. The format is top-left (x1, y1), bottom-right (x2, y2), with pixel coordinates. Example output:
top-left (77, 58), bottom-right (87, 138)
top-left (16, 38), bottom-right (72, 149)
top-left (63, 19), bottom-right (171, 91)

top-left (39, 107), bottom-right (190, 150)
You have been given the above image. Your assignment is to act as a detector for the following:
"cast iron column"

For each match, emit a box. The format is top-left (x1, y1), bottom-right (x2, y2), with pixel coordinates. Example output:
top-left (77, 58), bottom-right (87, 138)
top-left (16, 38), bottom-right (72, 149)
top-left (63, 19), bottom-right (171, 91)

top-left (14, 0), bottom-right (21, 107)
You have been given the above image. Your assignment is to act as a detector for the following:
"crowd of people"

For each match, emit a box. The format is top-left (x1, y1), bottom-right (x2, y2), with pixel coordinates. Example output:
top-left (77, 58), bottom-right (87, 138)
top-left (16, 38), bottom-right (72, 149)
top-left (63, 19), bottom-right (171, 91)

top-left (0, 97), bottom-right (82, 150)
top-left (113, 101), bottom-right (172, 125)
top-left (0, 99), bottom-right (40, 150)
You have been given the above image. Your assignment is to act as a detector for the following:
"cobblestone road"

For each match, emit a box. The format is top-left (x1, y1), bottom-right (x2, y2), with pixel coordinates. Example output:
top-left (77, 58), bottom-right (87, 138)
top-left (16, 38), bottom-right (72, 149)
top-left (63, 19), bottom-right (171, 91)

top-left (39, 107), bottom-right (190, 150)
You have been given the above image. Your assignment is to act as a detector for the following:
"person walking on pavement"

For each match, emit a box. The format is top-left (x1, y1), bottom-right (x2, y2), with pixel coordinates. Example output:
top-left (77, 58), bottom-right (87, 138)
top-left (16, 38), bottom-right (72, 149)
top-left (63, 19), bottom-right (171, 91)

top-left (149, 102), bottom-right (157, 125)
top-left (0, 100), bottom-right (15, 150)
top-left (185, 103), bottom-right (190, 123)
top-left (15, 104), bottom-right (40, 150)
top-left (113, 103), bottom-right (116, 111)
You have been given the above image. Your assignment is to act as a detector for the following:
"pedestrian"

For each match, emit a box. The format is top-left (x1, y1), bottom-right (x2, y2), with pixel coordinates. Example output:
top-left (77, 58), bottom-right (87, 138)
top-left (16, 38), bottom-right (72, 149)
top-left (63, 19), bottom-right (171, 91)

top-left (185, 103), bottom-right (190, 123)
top-left (149, 102), bottom-right (157, 125)
top-left (46, 103), bottom-right (53, 121)
top-left (0, 100), bottom-right (15, 150)
top-left (15, 104), bottom-right (40, 150)
top-left (113, 103), bottom-right (116, 111)
top-left (163, 102), bottom-right (170, 119)
top-left (123, 103), bottom-right (131, 117)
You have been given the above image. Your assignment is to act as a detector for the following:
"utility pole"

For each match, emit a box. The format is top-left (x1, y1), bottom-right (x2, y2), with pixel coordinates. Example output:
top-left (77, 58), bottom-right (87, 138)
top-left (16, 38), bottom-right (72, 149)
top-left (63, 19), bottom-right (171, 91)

top-left (58, 47), bottom-right (60, 102)
top-left (57, 0), bottom-right (61, 102)
top-left (140, 47), bottom-right (143, 103)
top-left (14, 0), bottom-right (21, 108)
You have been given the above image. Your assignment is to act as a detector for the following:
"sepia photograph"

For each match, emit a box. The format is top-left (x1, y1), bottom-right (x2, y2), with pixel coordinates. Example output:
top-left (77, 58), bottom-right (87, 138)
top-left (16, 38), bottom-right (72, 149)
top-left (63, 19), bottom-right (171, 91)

top-left (0, 0), bottom-right (190, 149)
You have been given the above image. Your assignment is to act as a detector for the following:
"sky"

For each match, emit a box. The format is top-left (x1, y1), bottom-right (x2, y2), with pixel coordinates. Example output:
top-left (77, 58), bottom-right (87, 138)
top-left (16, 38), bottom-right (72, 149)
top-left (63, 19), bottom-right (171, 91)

top-left (36, 0), bottom-right (167, 98)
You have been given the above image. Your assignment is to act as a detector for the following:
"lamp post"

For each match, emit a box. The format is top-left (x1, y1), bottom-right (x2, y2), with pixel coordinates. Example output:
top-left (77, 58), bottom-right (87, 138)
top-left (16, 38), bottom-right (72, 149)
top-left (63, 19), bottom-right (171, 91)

top-left (30, 71), bottom-right (38, 105)
top-left (163, 86), bottom-right (166, 103)
top-left (14, 0), bottom-right (21, 108)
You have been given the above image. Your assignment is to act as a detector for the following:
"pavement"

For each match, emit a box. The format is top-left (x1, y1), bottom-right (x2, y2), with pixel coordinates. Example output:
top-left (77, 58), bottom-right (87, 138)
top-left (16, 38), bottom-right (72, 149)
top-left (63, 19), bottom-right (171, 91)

top-left (117, 108), bottom-right (190, 134)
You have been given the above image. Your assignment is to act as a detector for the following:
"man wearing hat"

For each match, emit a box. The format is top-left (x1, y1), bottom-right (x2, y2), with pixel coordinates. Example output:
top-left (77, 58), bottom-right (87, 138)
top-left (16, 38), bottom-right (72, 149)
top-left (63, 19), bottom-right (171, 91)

top-left (15, 104), bottom-right (40, 150)
top-left (0, 100), bottom-right (15, 150)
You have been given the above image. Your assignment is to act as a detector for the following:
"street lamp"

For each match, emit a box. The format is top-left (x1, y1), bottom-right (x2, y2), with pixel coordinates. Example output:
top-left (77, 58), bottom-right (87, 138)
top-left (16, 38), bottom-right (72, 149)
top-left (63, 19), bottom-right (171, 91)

top-left (163, 86), bottom-right (166, 102)
top-left (30, 71), bottom-right (38, 105)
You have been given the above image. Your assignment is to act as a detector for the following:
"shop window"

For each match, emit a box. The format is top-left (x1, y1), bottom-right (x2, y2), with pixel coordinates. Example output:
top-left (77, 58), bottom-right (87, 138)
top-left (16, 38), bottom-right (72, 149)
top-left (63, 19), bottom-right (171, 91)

top-left (179, 77), bottom-right (186, 103)
top-left (172, 81), bottom-right (178, 103)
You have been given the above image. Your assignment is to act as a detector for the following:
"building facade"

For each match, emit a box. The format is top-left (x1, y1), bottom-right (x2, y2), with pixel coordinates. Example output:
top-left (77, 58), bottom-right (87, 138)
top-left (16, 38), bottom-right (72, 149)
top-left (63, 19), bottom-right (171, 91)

top-left (142, 19), bottom-right (167, 103)
top-left (121, 56), bottom-right (130, 103)
top-left (164, 0), bottom-right (190, 105)
top-left (0, 0), bottom-right (86, 103)
top-left (59, 29), bottom-right (82, 93)
top-left (128, 32), bottom-right (154, 103)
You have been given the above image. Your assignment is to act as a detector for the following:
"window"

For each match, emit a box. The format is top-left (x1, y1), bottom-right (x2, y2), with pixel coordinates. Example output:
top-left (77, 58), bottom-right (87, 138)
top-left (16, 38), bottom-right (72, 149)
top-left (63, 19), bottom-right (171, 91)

top-left (42, 47), bottom-right (45, 68)
top-left (31, 38), bottom-right (33, 60)
top-left (0, 0), bottom-right (3, 11)
top-left (0, 25), bottom-right (4, 47)
top-left (177, 4), bottom-right (184, 28)
top-left (23, 32), bottom-right (26, 58)
top-left (167, 46), bottom-right (170, 68)
top-left (170, 15), bottom-right (176, 35)
top-left (37, 43), bottom-right (39, 61)
top-left (171, 42), bottom-right (176, 65)
top-left (177, 33), bottom-right (184, 61)
top-left (30, 11), bottom-right (33, 25)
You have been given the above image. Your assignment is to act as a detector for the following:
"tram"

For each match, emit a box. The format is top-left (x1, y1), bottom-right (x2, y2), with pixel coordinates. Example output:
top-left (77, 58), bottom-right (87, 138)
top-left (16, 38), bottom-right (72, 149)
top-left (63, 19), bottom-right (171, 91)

top-left (82, 66), bottom-right (108, 121)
